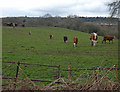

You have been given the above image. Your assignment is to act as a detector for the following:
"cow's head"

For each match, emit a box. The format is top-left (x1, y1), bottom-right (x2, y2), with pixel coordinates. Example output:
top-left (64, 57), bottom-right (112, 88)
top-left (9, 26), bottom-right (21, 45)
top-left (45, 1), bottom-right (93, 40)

top-left (91, 40), bottom-right (98, 46)
top-left (73, 43), bottom-right (76, 47)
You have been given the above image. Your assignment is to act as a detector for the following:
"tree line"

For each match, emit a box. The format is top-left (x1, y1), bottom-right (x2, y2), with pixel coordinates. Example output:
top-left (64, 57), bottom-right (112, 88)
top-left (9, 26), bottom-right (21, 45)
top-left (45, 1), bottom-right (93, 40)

top-left (2, 15), bottom-right (118, 38)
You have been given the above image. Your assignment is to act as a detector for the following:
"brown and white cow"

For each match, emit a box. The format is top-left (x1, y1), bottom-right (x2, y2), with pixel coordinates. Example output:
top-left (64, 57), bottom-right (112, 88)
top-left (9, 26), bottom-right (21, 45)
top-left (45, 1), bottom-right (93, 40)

top-left (73, 37), bottom-right (78, 47)
top-left (50, 34), bottom-right (53, 39)
top-left (90, 33), bottom-right (98, 46)
top-left (102, 36), bottom-right (115, 44)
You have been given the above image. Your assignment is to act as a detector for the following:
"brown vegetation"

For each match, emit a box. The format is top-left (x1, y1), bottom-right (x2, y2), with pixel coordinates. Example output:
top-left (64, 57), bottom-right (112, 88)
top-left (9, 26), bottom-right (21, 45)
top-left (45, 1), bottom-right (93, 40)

top-left (2, 64), bottom-right (119, 91)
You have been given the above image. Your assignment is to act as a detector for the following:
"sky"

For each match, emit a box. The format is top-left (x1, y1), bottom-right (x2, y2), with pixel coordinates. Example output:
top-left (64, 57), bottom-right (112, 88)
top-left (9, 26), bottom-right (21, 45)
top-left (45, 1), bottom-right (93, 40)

top-left (0, 0), bottom-right (113, 17)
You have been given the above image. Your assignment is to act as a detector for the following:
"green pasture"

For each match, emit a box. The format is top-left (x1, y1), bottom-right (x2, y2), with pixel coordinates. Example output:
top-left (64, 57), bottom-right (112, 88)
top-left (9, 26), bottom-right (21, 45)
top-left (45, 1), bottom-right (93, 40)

top-left (2, 26), bottom-right (118, 86)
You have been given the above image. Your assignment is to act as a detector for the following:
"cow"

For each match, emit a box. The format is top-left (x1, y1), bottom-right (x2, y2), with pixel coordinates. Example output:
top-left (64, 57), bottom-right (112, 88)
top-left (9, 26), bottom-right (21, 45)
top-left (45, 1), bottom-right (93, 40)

top-left (90, 33), bottom-right (98, 46)
top-left (73, 37), bottom-right (78, 47)
top-left (4, 23), bottom-right (12, 26)
top-left (12, 23), bottom-right (18, 28)
top-left (102, 36), bottom-right (115, 44)
top-left (21, 24), bottom-right (25, 27)
top-left (15, 23), bottom-right (18, 27)
top-left (64, 36), bottom-right (68, 43)
top-left (29, 31), bottom-right (31, 35)
top-left (4, 23), bottom-right (17, 28)
top-left (4, 23), bottom-right (10, 26)
top-left (50, 34), bottom-right (53, 39)
top-left (12, 23), bottom-right (16, 28)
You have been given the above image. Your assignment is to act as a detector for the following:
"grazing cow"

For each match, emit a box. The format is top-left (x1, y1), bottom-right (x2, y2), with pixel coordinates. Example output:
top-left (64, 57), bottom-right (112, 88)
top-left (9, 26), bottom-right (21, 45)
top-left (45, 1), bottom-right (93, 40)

top-left (15, 23), bottom-right (18, 27)
top-left (4, 23), bottom-right (17, 27)
top-left (90, 33), bottom-right (98, 46)
top-left (9, 23), bottom-right (13, 26)
top-left (21, 24), bottom-right (25, 27)
top-left (12, 23), bottom-right (17, 28)
top-left (12, 23), bottom-right (16, 28)
top-left (5, 23), bottom-right (12, 26)
top-left (50, 34), bottom-right (53, 39)
top-left (64, 36), bottom-right (68, 43)
top-left (29, 31), bottom-right (31, 35)
top-left (102, 36), bottom-right (115, 44)
top-left (73, 37), bottom-right (78, 47)
top-left (4, 23), bottom-right (11, 26)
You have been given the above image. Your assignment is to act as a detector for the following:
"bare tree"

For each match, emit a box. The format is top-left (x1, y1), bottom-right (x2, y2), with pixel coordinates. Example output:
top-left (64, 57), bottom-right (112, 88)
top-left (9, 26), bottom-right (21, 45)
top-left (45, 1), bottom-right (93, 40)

top-left (108, 0), bottom-right (120, 39)
top-left (108, 0), bottom-right (120, 17)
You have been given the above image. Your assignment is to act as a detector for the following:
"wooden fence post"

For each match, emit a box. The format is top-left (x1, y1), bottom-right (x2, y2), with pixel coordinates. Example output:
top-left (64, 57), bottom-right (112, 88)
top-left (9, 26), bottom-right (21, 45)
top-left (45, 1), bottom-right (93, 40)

top-left (14, 61), bottom-right (20, 90)
top-left (68, 62), bottom-right (72, 83)
top-left (57, 65), bottom-right (60, 79)
top-left (94, 70), bottom-right (98, 83)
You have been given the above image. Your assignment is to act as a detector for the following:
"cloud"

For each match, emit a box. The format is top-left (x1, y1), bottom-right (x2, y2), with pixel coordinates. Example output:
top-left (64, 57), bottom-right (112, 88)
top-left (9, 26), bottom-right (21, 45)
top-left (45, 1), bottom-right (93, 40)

top-left (0, 0), bottom-right (111, 17)
top-left (29, 0), bottom-right (110, 17)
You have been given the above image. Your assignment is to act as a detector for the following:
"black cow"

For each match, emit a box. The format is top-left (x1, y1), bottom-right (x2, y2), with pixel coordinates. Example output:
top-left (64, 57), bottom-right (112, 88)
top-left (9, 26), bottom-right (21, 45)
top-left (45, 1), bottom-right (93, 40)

top-left (64, 36), bottom-right (68, 43)
top-left (29, 31), bottom-right (31, 35)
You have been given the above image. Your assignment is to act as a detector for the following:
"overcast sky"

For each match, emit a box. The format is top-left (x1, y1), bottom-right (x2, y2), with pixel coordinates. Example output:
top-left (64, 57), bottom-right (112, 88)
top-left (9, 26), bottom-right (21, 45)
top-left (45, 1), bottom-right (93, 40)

top-left (0, 0), bottom-right (113, 17)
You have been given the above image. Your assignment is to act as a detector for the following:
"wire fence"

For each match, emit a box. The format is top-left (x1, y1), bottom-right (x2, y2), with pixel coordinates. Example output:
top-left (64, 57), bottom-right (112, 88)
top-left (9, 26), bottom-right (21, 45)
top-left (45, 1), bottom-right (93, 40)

top-left (1, 61), bottom-right (120, 88)
top-left (2, 61), bottom-right (60, 85)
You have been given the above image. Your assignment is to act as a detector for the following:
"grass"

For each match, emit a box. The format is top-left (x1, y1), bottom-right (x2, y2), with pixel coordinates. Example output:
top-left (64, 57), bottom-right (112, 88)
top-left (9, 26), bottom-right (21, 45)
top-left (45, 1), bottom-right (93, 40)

top-left (2, 26), bottom-right (119, 87)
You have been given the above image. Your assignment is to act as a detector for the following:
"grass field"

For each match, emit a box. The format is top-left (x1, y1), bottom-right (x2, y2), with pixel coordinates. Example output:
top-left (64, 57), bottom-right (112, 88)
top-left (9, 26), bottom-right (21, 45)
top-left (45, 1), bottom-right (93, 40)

top-left (2, 26), bottom-right (118, 86)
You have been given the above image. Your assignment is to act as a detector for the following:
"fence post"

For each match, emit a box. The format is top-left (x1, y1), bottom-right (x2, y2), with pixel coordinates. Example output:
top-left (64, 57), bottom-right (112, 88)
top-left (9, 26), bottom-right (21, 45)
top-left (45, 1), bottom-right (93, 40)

top-left (57, 65), bottom-right (60, 79)
top-left (94, 70), bottom-right (97, 83)
top-left (68, 62), bottom-right (72, 83)
top-left (14, 61), bottom-right (20, 90)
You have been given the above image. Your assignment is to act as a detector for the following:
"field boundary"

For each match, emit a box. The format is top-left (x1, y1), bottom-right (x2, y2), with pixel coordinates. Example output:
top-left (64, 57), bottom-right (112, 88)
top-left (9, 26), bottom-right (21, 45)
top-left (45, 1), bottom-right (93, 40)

top-left (2, 61), bottom-right (120, 86)
top-left (2, 61), bottom-right (61, 85)
top-left (62, 67), bottom-right (120, 71)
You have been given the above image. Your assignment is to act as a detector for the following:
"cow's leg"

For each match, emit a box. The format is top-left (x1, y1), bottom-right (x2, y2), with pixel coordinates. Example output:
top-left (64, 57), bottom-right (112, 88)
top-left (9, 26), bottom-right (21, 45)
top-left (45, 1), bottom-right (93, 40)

top-left (91, 41), bottom-right (93, 46)
top-left (93, 41), bottom-right (95, 46)
top-left (105, 40), bottom-right (106, 44)
top-left (102, 40), bottom-right (105, 44)
top-left (109, 40), bottom-right (110, 44)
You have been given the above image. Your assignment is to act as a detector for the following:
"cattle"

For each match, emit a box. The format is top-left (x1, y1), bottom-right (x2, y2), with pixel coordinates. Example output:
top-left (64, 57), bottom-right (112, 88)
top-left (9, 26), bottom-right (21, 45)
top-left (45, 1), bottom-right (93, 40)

top-left (50, 34), bottom-right (53, 39)
top-left (12, 23), bottom-right (17, 28)
top-left (90, 33), bottom-right (98, 46)
top-left (102, 36), bottom-right (115, 44)
top-left (4, 23), bottom-right (17, 28)
top-left (4, 23), bottom-right (12, 26)
top-left (73, 37), bottom-right (78, 47)
top-left (21, 24), bottom-right (25, 27)
top-left (64, 36), bottom-right (68, 43)
top-left (15, 23), bottom-right (18, 26)
top-left (12, 23), bottom-right (16, 28)
top-left (4, 23), bottom-right (10, 26)
top-left (29, 31), bottom-right (31, 35)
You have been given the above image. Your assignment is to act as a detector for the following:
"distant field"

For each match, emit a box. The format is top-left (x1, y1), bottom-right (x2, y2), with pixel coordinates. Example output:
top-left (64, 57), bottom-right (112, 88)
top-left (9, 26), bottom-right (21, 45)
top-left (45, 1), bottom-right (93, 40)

top-left (2, 26), bottom-right (118, 85)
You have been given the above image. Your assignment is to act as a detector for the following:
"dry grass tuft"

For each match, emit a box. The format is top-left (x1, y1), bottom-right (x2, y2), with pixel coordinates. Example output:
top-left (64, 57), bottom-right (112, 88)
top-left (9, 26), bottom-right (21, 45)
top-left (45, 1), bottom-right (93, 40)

top-left (2, 65), bottom-right (119, 91)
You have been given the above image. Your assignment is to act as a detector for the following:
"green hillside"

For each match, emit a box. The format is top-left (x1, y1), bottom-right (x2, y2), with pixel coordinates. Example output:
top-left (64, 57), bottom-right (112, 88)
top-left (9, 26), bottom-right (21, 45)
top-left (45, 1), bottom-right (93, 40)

top-left (2, 26), bottom-right (118, 66)
top-left (2, 26), bottom-right (118, 85)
